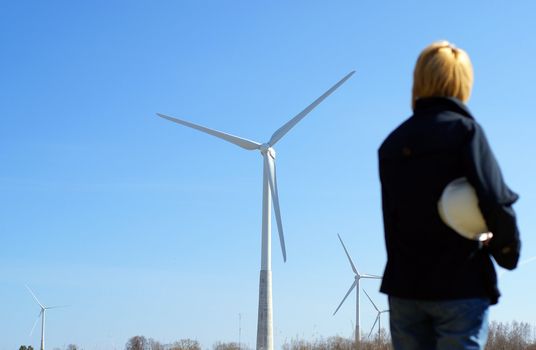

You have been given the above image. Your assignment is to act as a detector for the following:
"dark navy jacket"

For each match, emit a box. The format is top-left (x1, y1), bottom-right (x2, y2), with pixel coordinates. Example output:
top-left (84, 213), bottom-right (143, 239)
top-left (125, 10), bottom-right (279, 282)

top-left (378, 97), bottom-right (520, 305)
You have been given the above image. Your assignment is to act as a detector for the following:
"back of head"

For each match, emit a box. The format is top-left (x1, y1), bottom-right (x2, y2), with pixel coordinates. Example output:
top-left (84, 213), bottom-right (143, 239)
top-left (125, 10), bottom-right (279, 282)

top-left (412, 41), bottom-right (474, 109)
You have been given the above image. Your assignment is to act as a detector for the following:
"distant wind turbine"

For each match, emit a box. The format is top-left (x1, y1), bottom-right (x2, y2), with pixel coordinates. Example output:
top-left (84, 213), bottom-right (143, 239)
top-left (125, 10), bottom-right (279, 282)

top-left (26, 285), bottom-right (66, 350)
top-left (333, 234), bottom-right (382, 346)
top-left (363, 289), bottom-right (389, 341)
top-left (157, 71), bottom-right (355, 350)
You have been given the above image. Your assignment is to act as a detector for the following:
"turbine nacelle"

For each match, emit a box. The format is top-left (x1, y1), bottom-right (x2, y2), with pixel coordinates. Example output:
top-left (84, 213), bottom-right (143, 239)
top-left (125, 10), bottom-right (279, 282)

top-left (260, 145), bottom-right (276, 159)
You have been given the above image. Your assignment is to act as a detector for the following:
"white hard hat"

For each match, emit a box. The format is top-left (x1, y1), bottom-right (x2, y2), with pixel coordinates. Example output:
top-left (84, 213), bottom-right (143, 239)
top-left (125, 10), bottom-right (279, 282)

top-left (438, 177), bottom-right (492, 241)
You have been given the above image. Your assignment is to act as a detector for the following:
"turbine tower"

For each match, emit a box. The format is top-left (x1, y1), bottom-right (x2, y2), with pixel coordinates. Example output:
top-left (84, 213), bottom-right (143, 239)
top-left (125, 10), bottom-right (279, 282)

top-left (26, 286), bottom-right (65, 350)
top-left (157, 71), bottom-right (355, 350)
top-left (333, 234), bottom-right (381, 347)
top-left (363, 289), bottom-right (389, 341)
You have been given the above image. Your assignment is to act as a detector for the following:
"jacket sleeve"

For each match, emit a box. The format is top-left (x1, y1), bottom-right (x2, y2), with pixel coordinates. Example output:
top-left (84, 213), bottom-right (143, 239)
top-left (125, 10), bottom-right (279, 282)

top-left (462, 122), bottom-right (521, 270)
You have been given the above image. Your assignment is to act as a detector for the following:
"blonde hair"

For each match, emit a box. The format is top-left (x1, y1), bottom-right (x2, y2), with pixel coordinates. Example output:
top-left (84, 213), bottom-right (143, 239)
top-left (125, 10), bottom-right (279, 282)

top-left (412, 41), bottom-right (474, 109)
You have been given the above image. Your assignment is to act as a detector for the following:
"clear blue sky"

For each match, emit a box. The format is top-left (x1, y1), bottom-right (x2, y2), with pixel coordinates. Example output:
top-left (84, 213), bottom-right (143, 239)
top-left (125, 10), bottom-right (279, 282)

top-left (1, 1), bottom-right (535, 349)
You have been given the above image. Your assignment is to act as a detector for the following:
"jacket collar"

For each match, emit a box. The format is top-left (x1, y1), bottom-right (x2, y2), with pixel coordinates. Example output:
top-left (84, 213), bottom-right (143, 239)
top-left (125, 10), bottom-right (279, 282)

top-left (414, 97), bottom-right (474, 120)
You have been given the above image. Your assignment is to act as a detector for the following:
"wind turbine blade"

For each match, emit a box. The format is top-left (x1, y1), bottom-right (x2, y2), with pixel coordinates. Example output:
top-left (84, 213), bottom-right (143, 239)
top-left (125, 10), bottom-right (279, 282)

top-left (337, 234), bottom-right (359, 275)
top-left (368, 315), bottom-right (380, 339)
top-left (333, 280), bottom-right (357, 316)
top-left (264, 153), bottom-right (286, 262)
top-left (29, 310), bottom-right (41, 336)
top-left (156, 113), bottom-right (261, 151)
top-left (25, 285), bottom-right (44, 309)
top-left (363, 289), bottom-right (380, 312)
top-left (268, 70), bottom-right (355, 147)
top-left (361, 274), bottom-right (382, 279)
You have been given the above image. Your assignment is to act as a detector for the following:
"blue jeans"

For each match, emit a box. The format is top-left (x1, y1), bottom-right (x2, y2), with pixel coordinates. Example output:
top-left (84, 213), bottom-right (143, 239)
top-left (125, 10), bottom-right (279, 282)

top-left (389, 296), bottom-right (490, 350)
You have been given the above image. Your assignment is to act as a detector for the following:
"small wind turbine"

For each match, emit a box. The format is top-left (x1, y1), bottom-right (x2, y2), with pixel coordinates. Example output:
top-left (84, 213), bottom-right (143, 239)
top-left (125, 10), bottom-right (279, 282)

top-left (26, 286), bottom-right (66, 350)
top-left (363, 289), bottom-right (389, 341)
top-left (333, 234), bottom-right (382, 346)
top-left (157, 71), bottom-right (355, 350)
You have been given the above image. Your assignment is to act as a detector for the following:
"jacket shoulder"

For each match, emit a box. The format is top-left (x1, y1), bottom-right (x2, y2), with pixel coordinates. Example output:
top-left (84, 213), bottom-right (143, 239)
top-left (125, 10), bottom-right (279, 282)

top-left (378, 116), bottom-right (412, 156)
top-left (378, 110), bottom-right (478, 159)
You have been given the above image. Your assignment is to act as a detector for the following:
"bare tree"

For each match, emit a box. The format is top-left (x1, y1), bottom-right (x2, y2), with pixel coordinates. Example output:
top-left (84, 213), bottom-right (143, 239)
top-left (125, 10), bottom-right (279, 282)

top-left (66, 344), bottom-right (78, 350)
top-left (170, 339), bottom-right (202, 350)
top-left (147, 338), bottom-right (163, 350)
top-left (282, 336), bottom-right (354, 350)
top-left (126, 336), bottom-right (148, 350)
top-left (213, 341), bottom-right (250, 350)
top-left (328, 336), bottom-right (355, 350)
top-left (486, 321), bottom-right (536, 350)
top-left (361, 328), bottom-right (391, 350)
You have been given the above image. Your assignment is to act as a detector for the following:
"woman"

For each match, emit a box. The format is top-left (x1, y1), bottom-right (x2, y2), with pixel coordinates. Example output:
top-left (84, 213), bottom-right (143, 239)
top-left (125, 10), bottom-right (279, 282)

top-left (378, 41), bottom-right (521, 350)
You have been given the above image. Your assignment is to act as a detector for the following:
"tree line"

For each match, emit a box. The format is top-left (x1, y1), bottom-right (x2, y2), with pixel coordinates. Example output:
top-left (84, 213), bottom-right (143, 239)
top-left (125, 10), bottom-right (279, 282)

top-left (124, 336), bottom-right (248, 350)
top-left (121, 322), bottom-right (536, 350)
top-left (18, 320), bottom-right (536, 350)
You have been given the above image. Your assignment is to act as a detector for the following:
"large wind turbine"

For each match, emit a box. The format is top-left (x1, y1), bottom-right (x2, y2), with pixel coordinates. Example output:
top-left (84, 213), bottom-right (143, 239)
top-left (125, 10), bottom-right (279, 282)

top-left (363, 289), bottom-right (389, 341)
top-left (333, 234), bottom-right (382, 346)
top-left (26, 286), bottom-right (65, 350)
top-left (157, 71), bottom-right (355, 350)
